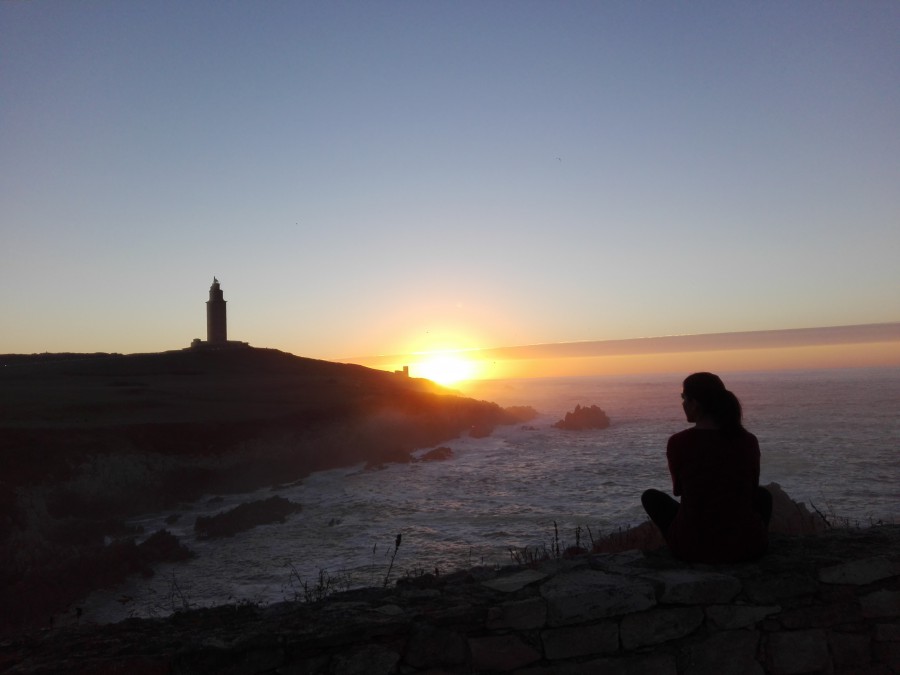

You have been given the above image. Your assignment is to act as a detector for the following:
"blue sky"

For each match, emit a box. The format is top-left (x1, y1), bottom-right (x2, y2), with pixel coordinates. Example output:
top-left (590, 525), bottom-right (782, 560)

top-left (2, 1), bottom-right (898, 362)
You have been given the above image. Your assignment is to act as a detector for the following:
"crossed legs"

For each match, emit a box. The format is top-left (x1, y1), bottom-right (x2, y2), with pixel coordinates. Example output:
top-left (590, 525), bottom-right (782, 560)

top-left (641, 489), bottom-right (679, 534)
top-left (641, 486), bottom-right (774, 535)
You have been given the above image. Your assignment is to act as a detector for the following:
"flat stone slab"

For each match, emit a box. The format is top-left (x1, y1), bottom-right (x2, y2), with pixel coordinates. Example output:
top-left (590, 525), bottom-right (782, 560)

top-left (373, 604), bottom-right (404, 616)
top-left (469, 634), bottom-right (541, 672)
top-left (860, 589), bottom-right (900, 619)
top-left (588, 550), bottom-right (648, 574)
top-left (621, 606), bottom-right (704, 649)
top-left (482, 568), bottom-right (548, 593)
top-left (541, 622), bottom-right (618, 659)
top-left (819, 556), bottom-right (900, 585)
top-left (742, 573), bottom-right (819, 603)
top-left (643, 569), bottom-right (742, 604)
top-left (686, 630), bottom-right (762, 675)
top-left (705, 604), bottom-right (781, 630)
top-left (488, 597), bottom-right (547, 630)
top-left (765, 629), bottom-right (830, 675)
top-left (540, 570), bottom-right (656, 626)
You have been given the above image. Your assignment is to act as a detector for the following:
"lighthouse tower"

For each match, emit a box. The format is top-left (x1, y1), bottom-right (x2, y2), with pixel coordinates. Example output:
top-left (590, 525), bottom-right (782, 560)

top-left (206, 277), bottom-right (227, 344)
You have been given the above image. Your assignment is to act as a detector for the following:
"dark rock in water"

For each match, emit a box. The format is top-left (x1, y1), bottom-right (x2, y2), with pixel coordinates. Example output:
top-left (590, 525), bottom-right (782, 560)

top-left (139, 529), bottom-right (194, 562)
top-left (194, 496), bottom-right (302, 539)
top-left (364, 446), bottom-right (414, 471)
top-left (419, 446), bottom-right (454, 462)
top-left (553, 404), bottom-right (610, 430)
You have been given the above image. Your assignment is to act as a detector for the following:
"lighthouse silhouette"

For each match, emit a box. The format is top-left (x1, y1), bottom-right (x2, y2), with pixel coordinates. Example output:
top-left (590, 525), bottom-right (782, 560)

top-left (206, 277), bottom-right (227, 345)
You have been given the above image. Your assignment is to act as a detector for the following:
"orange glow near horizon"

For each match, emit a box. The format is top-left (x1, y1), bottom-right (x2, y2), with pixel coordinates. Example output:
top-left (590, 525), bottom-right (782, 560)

top-left (352, 340), bottom-right (900, 383)
top-left (465, 341), bottom-right (900, 380)
top-left (411, 352), bottom-right (482, 386)
top-left (382, 325), bottom-right (496, 386)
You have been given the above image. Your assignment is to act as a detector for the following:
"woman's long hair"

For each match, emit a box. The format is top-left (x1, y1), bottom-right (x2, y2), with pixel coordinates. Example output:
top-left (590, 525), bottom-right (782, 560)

top-left (683, 372), bottom-right (746, 437)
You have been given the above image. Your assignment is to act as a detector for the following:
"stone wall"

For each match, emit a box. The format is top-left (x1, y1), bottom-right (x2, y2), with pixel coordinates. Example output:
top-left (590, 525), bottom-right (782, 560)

top-left (3, 526), bottom-right (899, 674)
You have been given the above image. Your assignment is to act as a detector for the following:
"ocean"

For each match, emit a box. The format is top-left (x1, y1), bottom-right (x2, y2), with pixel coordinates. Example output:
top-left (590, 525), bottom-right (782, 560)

top-left (82, 366), bottom-right (900, 623)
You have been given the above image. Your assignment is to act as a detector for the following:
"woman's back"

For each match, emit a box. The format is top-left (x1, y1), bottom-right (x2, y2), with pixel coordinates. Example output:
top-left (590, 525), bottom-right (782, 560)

top-left (665, 428), bottom-right (767, 563)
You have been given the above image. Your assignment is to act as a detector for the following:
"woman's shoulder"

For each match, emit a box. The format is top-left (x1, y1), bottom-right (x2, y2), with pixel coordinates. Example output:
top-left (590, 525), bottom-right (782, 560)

top-left (668, 427), bottom-right (758, 447)
top-left (667, 427), bottom-right (702, 447)
top-left (668, 426), bottom-right (714, 440)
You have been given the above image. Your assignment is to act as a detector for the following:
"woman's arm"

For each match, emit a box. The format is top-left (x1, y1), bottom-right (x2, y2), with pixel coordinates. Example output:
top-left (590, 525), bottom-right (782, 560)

top-left (666, 436), bottom-right (682, 496)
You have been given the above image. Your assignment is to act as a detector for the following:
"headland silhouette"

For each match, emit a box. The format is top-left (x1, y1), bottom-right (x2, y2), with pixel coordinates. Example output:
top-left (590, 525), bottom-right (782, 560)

top-left (0, 279), bottom-right (536, 636)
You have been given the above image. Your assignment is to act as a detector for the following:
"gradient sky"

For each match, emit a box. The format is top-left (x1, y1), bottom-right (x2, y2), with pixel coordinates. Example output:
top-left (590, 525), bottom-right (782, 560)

top-left (2, 2), bottom-right (899, 367)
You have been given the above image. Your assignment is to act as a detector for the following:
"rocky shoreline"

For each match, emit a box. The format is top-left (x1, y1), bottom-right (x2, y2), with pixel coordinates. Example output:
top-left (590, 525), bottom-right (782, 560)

top-left (0, 349), bottom-right (535, 638)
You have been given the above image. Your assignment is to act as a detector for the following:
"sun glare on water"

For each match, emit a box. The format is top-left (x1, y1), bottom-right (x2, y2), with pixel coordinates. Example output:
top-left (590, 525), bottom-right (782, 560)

top-left (414, 354), bottom-right (479, 386)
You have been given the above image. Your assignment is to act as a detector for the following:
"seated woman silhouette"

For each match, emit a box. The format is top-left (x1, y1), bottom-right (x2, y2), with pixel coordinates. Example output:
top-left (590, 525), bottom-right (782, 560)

top-left (642, 372), bottom-right (772, 563)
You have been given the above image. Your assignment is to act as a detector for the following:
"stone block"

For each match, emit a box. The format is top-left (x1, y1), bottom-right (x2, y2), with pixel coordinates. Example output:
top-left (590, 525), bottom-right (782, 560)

top-left (481, 568), bottom-right (548, 592)
top-left (398, 588), bottom-right (440, 600)
top-left (230, 647), bottom-right (286, 675)
top-left (874, 640), bottom-right (900, 671)
top-left (521, 653), bottom-right (676, 675)
top-left (685, 630), bottom-right (762, 675)
top-left (765, 629), bottom-right (830, 675)
top-left (588, 550), bottom-right (648, 575)
top-left (705, 604), bottom-right (781, 629)
top-left (643, 569), bottom-right (742, 604)
top-left (819, 556), bottom-right (900, 585)
top-left (539, 570), bottom-right (656, 626)
top-left (820, 584), bottom-right (863, 606)
top-left (487, 597), bottom-right (547, 630)
top-left (828, 631), bottom-right (872, 670)
top-left (862, 590), bottom-right (900, 619)
top-left (875, 623), bottom-right (900, 641)
top-left (373, 603), bottom-right (404, 616)
top-left (403, 625), bottom-right (467, 669)
top-left (468, 634), bottom-right (541, 672)
top-left (278, 654), bottom-right (331, 675)
top-left (743, 574), bottom-right (818, 603)
top-left (82, 656), bottom-right (171, 675)
top-left (541, 621), bottom-right (618, 659)
top-left (778, 600), bottom-right (862, 628)
top-left (332, 645), bottom-right (400, 675)
top-left (620, 606), bottom-right (704, 649)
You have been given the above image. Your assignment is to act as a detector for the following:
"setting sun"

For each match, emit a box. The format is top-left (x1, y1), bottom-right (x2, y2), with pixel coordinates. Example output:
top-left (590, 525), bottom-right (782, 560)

top-left (413, 353), bottom-right (480, 386)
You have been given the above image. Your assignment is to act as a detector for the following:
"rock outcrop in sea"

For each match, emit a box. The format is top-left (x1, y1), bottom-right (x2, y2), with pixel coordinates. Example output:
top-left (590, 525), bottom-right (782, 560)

top-left (553, 404), bottom-right (611, 430)
top-left (193, 496), bottom-right (303, 539)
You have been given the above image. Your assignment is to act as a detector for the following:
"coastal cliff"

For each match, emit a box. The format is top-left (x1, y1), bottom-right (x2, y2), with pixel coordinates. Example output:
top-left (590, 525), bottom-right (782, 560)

top-left (0, 348), bottom-right (533, 637)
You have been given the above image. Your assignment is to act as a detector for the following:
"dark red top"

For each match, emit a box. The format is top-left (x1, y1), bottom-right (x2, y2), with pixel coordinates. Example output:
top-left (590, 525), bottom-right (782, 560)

top-left (665, 428), bottom-right (768, 563)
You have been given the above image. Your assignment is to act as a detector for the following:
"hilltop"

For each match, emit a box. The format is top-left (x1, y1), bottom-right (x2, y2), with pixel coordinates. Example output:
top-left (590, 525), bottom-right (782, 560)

top-left (0, 348), bottom-right (534, 636)
top-left (0, 347), bottom-right (453, 428)
top-left (0, 347), bottom-right (523, 483)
